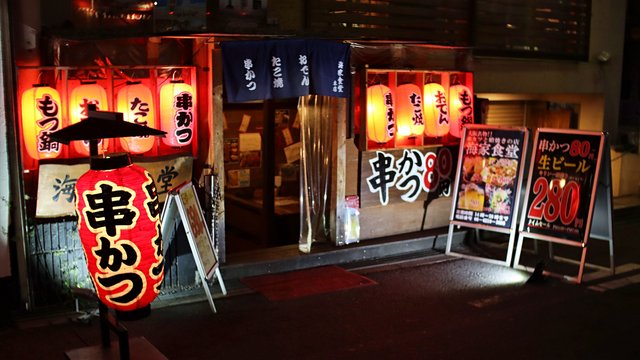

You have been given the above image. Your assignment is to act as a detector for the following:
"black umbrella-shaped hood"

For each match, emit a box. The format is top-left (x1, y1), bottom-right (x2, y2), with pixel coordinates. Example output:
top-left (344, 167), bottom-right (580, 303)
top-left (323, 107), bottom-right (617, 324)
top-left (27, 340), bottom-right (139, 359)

top-left (50, 108), bottom-right (166, 145)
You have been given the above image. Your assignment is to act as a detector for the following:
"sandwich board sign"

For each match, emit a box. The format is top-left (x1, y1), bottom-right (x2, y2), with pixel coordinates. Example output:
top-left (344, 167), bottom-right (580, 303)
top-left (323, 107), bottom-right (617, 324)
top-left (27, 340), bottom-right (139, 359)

top-left (513, 128), bottom-right (613, 283)
top-left (161, 181), bottom-right (227, 313)
top-left (446, 124), bottom-right (529, 266)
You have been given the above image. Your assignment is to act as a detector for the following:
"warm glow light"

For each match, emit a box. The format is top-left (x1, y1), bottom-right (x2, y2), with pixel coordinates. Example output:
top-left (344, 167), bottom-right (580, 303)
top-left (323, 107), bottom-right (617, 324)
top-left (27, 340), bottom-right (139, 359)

top-left (395, 83), bottom-right (424, 137)
top-left (75, 154), bottom-right (164, 313)
top-left (160, 80), bottom-right (196, 147)
top-left (20, 85), bottom-right (63, 160)
top-left (366, 84), bottom-right (395, 144)
top-left (69, 82), bottom-right (110, 155)
top-left (449, 83), bottom-right (474, 138)
top-left (117, 82), bottom-right (157, 154)
top-left (423, 82), bottom-right (450, 138)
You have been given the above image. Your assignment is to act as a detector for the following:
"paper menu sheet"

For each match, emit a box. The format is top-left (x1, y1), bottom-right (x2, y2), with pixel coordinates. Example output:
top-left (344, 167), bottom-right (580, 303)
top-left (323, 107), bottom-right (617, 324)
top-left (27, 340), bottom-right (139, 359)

top-left (239, 133), bottom-right (262, 152)
top-left (284, 142), bottom-right (301, 163)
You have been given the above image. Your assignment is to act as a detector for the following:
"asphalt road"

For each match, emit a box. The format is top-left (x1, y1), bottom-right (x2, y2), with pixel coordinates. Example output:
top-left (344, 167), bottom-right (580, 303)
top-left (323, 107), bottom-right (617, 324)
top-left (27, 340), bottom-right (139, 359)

top-left (2, 259), bottom-right (639, 358)
top-left (1, 210), bottom-right (639, 359)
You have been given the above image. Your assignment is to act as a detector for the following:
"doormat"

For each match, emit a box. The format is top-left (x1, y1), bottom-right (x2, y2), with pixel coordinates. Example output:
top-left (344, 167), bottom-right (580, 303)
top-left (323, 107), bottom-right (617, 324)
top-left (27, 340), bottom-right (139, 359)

top-left (240, 265), bottom-right (377, 301)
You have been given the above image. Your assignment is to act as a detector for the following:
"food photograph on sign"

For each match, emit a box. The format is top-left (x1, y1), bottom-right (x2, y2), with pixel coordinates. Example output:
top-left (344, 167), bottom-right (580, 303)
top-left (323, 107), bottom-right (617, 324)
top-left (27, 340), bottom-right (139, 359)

top-left (459, 156), bottom-right (518, 214)
top-left (454, 127), bottom-right (525, 228)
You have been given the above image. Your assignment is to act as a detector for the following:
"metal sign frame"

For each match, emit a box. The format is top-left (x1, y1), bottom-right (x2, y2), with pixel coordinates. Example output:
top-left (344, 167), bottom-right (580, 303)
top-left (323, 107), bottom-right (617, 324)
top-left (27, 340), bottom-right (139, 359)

top-left (446, 125), bottom-right (529, 266)
top-left (161, 181), bottom-right (227, 313)
top-left (513, 128), bottom-right (610, 283)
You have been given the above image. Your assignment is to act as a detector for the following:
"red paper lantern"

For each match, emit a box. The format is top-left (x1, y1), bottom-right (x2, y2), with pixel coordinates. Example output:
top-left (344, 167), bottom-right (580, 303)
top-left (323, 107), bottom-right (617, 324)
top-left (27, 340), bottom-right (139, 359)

top-left (160, 80), bottom-right (195, 147)
top-left (75, 153), bottom-right (164, 313)
top-left (116, 82), bottom-right (156, 154)
top-left (395, 83), bottom-right (425, 137)
top-left (449, 83), bottom-right (474, 138)
top-left (69, 82), bottom-right (110, 155)
top-left (20, 84), bottom-right (63, 160)
top-left (366, 84), bottom-right (395, 143)
top-left (423, 82), bottom-right (450, 138)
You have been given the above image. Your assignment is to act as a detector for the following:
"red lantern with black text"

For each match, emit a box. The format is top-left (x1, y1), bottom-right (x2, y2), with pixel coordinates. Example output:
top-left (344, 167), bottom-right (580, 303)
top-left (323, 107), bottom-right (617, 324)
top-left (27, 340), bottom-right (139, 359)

top-left (20, 84), bottom-right (63, 160)
top-left (160, 80), bottom-right (195, 147)
top-left (117, 82), bottom-right (157, 154)
top-left (396, 83), bottom-right (425, 137)
top-left (449, 83), bottom-right (474, 138)
top-left (69, 82), bottom-right (110, 155)
top-left (423, 82), bottom-right (450, 137)
top-left (75, 154), bottom-right (164, 313)
top-left (366, 84), bottom-right (395, 143)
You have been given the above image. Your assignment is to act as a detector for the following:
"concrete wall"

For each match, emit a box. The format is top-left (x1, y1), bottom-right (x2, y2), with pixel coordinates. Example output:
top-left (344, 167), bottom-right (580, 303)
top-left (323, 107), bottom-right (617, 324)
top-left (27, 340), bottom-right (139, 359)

top-left (475, 0), bottom-right (630, 197)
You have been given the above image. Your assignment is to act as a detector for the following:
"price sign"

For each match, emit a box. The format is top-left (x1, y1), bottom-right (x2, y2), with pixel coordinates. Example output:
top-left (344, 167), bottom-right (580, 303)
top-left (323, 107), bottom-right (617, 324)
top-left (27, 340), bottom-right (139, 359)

top-left (451, 126), bottom-right (528, 230)
top-left (520, 129), bottom-right (604, 243)
top-left (360, 146), bottom-right (457, 207)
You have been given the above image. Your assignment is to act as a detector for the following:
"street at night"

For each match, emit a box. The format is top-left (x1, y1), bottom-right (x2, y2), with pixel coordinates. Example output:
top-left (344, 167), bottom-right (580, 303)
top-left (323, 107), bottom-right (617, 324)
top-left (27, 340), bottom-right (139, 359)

top-left (1, 208), bottom-right (639, 359)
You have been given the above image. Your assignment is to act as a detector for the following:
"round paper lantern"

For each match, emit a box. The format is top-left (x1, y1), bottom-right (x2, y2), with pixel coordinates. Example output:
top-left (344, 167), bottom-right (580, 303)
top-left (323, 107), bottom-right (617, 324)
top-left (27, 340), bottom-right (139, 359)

top-left (160, 80), bottom-right (195, 147)
top-left (75, 153), bottom-right (164, 314)
top-left (69, 82), bottom-right (110, 155)
top-left (117, 82), bottom-right (156, 154)
top-left (395, 83), bottom-right (424, 137)
top-left (20, 84), bottom-right (63, 160)
top-left (449, 83), bottom-right (474, 138)
top-left (423, 82), bottom-right (450, 138)
top-left (366, 84), bottom-right (395, 143)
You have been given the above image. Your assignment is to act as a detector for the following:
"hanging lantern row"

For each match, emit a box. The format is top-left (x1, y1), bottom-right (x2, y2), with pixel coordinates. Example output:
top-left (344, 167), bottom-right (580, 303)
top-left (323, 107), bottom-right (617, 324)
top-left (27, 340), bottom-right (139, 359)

top-left (366, 81), bottom-right (473, 143)
top-left (20, 84), bottom-right (63, 160)
top-left (366, 84), bottom-right (396, 144)
top-left (116, 81), bottom-right (157, 154)
top-left (159, 80), bottom-right (196, 148)
top-left (70, 82), bottom-right (110, 156)
top-left (448, 83), bottom-right (474, 138)
top-left (19, 80), bottom-right (196, 160)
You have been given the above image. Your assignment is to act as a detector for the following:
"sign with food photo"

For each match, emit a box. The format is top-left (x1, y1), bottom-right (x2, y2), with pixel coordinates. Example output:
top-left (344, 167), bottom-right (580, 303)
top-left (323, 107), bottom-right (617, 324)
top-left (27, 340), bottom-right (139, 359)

top-left (452, 126), bottom-right (527, 229)
top-left (520, 129), bottom-right (604, 243)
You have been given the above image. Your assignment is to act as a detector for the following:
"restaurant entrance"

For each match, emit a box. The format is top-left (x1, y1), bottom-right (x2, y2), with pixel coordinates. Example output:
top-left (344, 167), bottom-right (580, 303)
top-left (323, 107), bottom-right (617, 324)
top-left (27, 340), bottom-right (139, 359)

top-left (223, 98), bottom-right (301, 253)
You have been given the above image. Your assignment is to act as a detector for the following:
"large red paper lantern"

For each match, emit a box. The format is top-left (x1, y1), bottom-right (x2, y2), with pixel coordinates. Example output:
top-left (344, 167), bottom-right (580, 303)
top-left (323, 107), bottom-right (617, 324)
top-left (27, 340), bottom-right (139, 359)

top-left (395, 83), bottom-right (424, 137)
top-left (449, 83), bottom-right (474, 138)
top-left (160, 80), bottom-right (195, 147)
top-left (75, 153), bottom-right (164, 313)
top-left (423, 82), bottom-right (450, 138)
top-left (366, 84), bottom-right (395, 143)
top-left (117, 82), bottom-right (157, 154)
top-left (20, 84), bottom-right (63, 160)
top-left (69, 82), bottom-right (110, 155)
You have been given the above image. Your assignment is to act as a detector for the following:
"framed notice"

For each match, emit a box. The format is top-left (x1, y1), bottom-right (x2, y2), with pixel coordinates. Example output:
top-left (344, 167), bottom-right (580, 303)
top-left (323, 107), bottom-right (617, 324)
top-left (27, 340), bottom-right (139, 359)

top-left (514, 128), bottom-right (607, 283)
top-left (161, 181), bottom-right (226, 312)
top-left (446, 125), bottom-right (529, 266)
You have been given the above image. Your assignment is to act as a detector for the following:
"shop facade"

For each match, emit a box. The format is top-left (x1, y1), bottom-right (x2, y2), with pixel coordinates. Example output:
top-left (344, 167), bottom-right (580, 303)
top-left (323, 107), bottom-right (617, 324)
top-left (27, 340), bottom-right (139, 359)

top-left (1, 0), bottom-right (631, 313)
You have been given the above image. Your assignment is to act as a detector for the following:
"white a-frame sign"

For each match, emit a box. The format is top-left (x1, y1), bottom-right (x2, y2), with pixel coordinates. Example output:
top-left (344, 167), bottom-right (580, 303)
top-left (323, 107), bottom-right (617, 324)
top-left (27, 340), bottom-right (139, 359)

top-left (161, 181), bottom-right (227, 313)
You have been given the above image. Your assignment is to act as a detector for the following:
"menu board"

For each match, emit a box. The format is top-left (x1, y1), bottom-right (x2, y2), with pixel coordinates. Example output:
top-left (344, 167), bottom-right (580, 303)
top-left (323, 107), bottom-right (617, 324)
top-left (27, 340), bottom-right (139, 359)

top-left (451, 125), bottom-right (528, 230)
top-left (161, 182), bottom-right (218, 279)
top-left (520, 129), bottom-right (604, 243)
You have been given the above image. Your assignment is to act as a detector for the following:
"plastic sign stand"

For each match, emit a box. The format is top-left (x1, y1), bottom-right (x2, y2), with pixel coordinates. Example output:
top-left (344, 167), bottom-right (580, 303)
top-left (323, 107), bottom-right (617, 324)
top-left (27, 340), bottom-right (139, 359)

top-left (513, 129), bottom-right (614, 284)
top-left (446, 125), bottom-right (529, 267)
top-left (161, 181), bottom-right (227, 313)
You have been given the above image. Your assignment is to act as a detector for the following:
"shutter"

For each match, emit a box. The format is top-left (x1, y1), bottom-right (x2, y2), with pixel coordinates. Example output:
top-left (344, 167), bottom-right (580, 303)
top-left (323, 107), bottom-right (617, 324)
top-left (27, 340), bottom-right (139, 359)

top-left (485, 101), bottom-right (526, 126)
